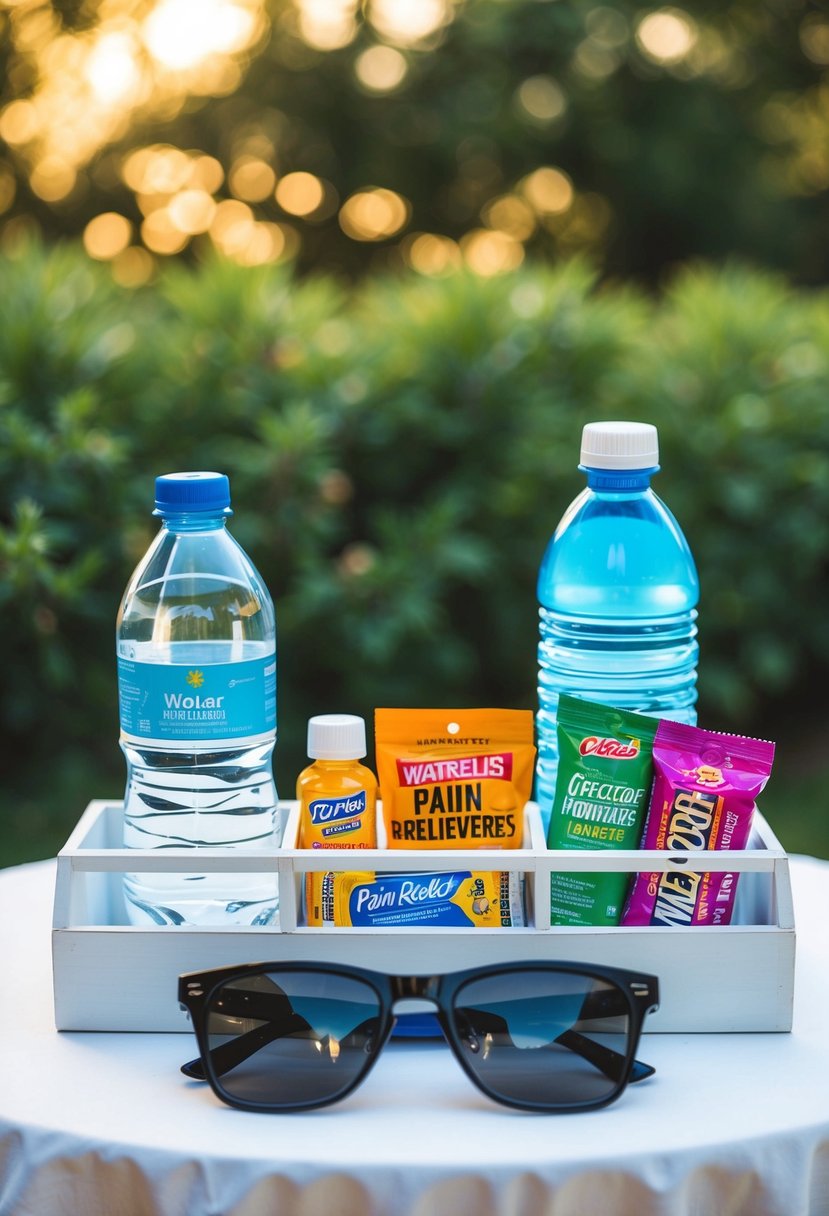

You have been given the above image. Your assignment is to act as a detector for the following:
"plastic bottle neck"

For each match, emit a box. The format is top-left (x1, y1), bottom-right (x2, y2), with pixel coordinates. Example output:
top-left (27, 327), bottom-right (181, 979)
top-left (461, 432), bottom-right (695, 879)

top-left (160, 512), bottom-right (230, 534)
top-left (580, 465), bottom-right (659, 494)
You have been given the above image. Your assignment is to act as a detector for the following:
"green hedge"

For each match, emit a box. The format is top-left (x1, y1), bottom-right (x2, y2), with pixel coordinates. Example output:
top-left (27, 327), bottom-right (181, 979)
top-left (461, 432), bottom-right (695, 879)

top-left (2, 243), bottom-right (827, 862)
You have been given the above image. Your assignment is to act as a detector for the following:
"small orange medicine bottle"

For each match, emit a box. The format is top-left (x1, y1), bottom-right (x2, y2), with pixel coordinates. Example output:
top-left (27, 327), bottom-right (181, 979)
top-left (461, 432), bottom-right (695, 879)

top-left (297, 714), bottom-right (378, 846)
top-left (298, 715), bottom-right (378, 924)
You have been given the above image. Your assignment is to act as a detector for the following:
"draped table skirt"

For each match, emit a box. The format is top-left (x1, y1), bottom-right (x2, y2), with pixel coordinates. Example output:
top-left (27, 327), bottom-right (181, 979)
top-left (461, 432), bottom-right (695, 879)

top-left (1, 855), bottom-right (828, 1216)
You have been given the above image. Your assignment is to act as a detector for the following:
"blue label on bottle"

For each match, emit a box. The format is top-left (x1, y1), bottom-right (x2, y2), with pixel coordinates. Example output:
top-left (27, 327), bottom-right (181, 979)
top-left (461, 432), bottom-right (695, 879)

top-left (309, 791), bottom-right (367, 841)
top-left (118, 654), bottom-right (276, 744)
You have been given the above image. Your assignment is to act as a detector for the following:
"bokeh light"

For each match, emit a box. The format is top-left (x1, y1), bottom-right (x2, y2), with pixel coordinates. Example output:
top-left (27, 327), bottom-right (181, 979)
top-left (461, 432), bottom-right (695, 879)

top-left (275, 172), bottom-right (329, 218)
top-left (295, 0), bottom-right (359, 51)
top-left (29, 157), bottom-right (76, 203)
top-left (0, 0), bottom-right (821, 282)
top-left (461, 229), bottom-right (524, 276)
top-left (143, 0), bottom-right (262, 72)
top-left (229, 157), bottom-right (277, 202)
top-left (519, 167), bottom-right (574, 216)
top-left (636, 8), bottom-right (698, 65)
top-left (355, 45), bottom-right (408, 92)
top-left (339, 188), bottom-right (409, 241)
top-left (83, 212), bottom-right (133, 260)
top-left (0, 101), bottom-right (39, 146)
top-left (482, 194), bottom-right (537, 241)
top-left (516, 76), bottom-right (567, 125)
top-left (0, 0), bottom-right (267, 231)
top-left (403, 232), bottom-right (462, 275)
top-left (141, 208), bottom-right (188, 255)
top-left (368, 0), bottom-right (449, 47)
top-left (168, 189), bottom-right (217, 234)
top-left (85, 32), bottom-right (143, 107)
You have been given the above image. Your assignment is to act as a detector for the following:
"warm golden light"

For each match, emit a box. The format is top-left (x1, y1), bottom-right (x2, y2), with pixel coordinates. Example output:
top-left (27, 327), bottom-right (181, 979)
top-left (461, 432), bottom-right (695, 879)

top-left (520, 167), bottom-right (574, 215)
top-left (237, 221), bottom-right (287, 265)
top-left (369, 0), bottom-right (448, 47)
top-left (210, 214), bottom-right (294, 264)
top-left (339, 187), bottom-right (409, 241)
top-left (461, 229), bottom-right (524, 277)
top-left (83, 212), bottom-right (133, 260)
top-left (189, 155), bottom-right (225, 194)
top-left (0, 100), bottom-right (39, 146)
top-left (123, 145), bottom-right (192, 195)
top-left (636, 8), bottom-right (697, 65)
top-left (275, 171), bottom-right (326, 216)
top-left (141, 208), bottom-right (188, 254)
top-left (404, 232), bottom-right (461, 275)
top-left (355, 45), bottom-right (408, 92)
top-left (168, 189), bottom-right (216, 234)
top-left (296, 0), bottom-right (359, 51)
top-left (143, 0), bottom-right (260, 72)
top-left (85, 31), bottom-right (142, 106)
top-left (516, 76), bottom-right (566, 124)
top-left (229, 156), bottom-right (276, 202)
top-left (210, 197), bottom-right (254, 237)
top-left (0, 0), bottom-right (268, 219)
top-left (482, 194), bottom-right (536, 241)
top-left (30, 156), bottom-right (76, 202)
top-left (122, 145), bottom-right (225, 204)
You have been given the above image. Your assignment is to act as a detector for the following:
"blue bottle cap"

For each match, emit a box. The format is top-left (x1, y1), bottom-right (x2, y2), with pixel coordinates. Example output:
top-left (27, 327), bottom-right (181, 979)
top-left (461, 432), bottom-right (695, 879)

top-left (153, 472), bottom-right (232, 516)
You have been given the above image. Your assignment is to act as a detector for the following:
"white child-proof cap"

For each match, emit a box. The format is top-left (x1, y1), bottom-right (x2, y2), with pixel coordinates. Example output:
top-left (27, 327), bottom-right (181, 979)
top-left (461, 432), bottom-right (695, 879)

top-left (307, 714), bottom-right (367, 760)
top-left (580, 421), bottom-right (659, 470)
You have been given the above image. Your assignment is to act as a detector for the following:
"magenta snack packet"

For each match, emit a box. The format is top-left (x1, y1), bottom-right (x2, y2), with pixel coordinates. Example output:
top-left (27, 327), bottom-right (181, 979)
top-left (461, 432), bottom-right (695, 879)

top-left (622, 720), bottom-right (775, 927)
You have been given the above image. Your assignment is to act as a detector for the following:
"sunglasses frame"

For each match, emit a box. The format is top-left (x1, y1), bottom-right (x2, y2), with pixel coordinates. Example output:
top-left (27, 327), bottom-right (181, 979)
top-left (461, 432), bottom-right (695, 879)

top-left (179, 959), bottom-right (659, 1114)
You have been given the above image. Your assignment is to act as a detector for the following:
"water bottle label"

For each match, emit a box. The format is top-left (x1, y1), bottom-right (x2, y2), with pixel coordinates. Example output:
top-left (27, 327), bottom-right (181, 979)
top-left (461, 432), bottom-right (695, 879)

top-left (118, 654), bottom-right (276, 745)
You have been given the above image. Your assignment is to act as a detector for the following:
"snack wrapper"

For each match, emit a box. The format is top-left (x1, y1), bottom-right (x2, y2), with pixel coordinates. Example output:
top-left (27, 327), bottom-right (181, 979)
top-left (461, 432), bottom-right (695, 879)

top-left (375, 708), bottom-right (535, 849)
top-left (622, 720), bottom-right (775, 927)
top-left (547, 695), bottom-right (659, 926)
top-left (305, 869), bottom-right (525, 927)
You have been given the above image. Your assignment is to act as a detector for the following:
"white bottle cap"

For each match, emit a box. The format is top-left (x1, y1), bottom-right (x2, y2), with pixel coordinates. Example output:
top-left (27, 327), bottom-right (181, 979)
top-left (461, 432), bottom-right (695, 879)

top-left (307, 714), bottom-right (367, 760)
top-left (580, 421), bottom-right (659, 470)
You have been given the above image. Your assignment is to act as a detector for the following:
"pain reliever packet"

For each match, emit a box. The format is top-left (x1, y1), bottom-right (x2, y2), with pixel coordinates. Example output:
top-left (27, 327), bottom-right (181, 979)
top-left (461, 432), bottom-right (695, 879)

top-left (375, 707), bottom-right (535, 849)
top-left (305, 868), bottom-right (525, 927)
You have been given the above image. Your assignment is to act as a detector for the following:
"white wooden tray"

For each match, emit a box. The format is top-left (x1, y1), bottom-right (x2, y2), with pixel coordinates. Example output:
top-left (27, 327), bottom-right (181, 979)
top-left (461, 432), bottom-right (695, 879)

top-left (52, 800), bottom-right (795, 1033)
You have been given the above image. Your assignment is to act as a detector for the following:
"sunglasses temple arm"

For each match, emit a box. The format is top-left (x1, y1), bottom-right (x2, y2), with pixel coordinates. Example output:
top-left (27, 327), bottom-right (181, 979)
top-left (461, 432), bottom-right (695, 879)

top-left (554, 1028), bottom-right (655, 1085)
top-left (181, 1012), bottom-right (311, 1081)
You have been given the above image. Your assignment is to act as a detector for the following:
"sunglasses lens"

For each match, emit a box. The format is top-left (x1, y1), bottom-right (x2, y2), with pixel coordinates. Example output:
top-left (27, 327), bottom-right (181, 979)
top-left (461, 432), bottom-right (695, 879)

top-left (451, 969), bottom-right (631, 1109)
top-left (204, 970), bottom-right (384, 1108)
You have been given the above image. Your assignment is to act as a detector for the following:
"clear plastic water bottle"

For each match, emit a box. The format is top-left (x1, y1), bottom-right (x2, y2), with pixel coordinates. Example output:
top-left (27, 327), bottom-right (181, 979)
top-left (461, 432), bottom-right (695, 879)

top-left (117, 472), bottom-right (278, 926)
top-left (536, 421), bottom-right (699, 824)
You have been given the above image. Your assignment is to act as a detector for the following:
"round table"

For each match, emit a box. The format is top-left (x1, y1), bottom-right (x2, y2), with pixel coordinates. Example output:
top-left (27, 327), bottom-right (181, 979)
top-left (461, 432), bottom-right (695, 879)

top-left (1, 856), bottom-right (828, 1216)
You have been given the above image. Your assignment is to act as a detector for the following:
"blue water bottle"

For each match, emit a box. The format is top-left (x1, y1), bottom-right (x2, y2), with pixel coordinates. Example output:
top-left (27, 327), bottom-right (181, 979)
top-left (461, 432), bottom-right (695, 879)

top-left (117, 472), bottom-right (279, 926)
top-left (536, 421), bottom-right (699, 825)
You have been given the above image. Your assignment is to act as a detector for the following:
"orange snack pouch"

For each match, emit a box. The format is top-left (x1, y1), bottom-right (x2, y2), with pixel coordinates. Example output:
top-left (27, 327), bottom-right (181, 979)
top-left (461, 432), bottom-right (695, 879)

top-left (375, 708), bottom-right (535, 850)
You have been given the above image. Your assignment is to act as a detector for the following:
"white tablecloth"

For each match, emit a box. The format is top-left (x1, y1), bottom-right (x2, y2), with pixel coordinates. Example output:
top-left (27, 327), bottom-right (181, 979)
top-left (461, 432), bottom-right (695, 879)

top-left (0, 856), bottom-right (828, 1216)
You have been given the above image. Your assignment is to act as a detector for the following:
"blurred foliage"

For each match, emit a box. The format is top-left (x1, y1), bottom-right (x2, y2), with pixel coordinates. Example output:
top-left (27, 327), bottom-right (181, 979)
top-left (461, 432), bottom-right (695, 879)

top-left (2, 0), bottom-right (829, 283)
top-left (1, 240), bottom-right (828, 862)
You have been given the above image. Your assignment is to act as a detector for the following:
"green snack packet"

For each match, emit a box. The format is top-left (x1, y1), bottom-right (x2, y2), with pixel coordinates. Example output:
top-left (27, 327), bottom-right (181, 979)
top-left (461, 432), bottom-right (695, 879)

top-left (547, 695), bottom-right (659, 926)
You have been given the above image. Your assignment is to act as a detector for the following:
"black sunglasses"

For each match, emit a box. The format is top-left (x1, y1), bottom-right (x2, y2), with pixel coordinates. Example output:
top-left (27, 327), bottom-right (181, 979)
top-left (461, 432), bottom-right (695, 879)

top-left (178, 960), bottom-right (658, 1114)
